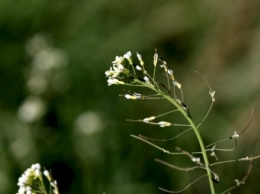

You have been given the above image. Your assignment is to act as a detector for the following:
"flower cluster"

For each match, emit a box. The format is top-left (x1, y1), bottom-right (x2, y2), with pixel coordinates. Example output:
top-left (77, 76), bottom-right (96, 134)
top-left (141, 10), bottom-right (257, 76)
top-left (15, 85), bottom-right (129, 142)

top-left (105, 52), bottom-right (132, 86)
top-left (106, 51), bottom-right (194, 117)
top-left (105, 50), bottom-right (191, 127)
top-left (17, 163), bottom-right (59, 194)
top-left (105, 51), bottom-right (183, 93)
top-left (105, 51), bottom-right (154, 87)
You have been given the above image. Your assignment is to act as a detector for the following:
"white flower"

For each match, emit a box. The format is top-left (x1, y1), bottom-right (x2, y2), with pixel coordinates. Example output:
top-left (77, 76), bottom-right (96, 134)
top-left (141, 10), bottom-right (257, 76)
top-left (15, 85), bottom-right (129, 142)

top-left (143, 116), bottom-right (155, 123)
top-left (125, 93), bottom-right (142, 100)
top-left (136, 65), bottom-right (142, 71)
top-left (112, 56), bottom-right (124, 65)
top-left (167, 69), bottom-right (173, 75)
top-left (209, 91), bottom-right (216, 102)
top-left (158, 121), bottom-right (172, 127)
top-left (17, 187), bottom-right (26, 194)
top-left (173, 80), bottom-right (181, 89)
top-left (105, 63), bottom-right (125, 79)
top-left (232, 131), bottom-right (239, 139)
top-left (192, 157), bottom-right (201, 164)
top-left (160, 60), bottom-right (167, 67)
top-left (43, 170), bottom-right (51, 181)
top-left (18, 174), bottom-right (28, 187)
top-left (123, 51), bottom-right (133, 65)
top-left (25, 186), bottom-right (32, 194)
top-left (123, 51), bottom-right (131, 60)
top-left (125, 94), bottom-right (133, 99)
top-left (105, 67), bottom-right (113, 77)
top-left (107, 78), bottom-right (125, 86)
top-left (125, 94), bottom-right (136, 99)
top-left (153, 51), bottom-right (158, 66)
top-left (35, 169), bottom-right (41, 177)
top-left (51, 181), bottom-right (59, 194)
top-left (113, 63), bottom-right (124, 72)
top-left (32, 163), bottom-right (41, 170)
top-left (143, 76), bottom-right (150, 83)
top-left (136, 52), bottom-right (144, 66)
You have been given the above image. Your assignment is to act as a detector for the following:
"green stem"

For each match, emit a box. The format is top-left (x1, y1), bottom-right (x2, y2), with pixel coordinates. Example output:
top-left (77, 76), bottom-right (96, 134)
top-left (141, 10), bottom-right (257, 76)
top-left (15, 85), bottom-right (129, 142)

top-left (138, 80), bottom-right (216, 194)
top-left (166, 96), bottom-right (215, 194)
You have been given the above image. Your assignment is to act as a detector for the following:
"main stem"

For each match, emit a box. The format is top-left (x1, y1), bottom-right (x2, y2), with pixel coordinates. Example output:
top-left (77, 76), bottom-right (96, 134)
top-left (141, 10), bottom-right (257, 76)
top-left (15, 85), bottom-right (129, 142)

top-left (165, 95), bottom-right (216, 194)
top-left (140, 81), bottom-right (216, 194)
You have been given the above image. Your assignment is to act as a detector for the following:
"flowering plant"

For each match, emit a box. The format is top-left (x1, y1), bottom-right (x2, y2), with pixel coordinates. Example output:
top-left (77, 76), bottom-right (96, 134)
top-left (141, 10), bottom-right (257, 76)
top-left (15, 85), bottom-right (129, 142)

top-left (105, 50), bottom-right (260, 194)
top-left (17, 163), bottom-right (59, 194)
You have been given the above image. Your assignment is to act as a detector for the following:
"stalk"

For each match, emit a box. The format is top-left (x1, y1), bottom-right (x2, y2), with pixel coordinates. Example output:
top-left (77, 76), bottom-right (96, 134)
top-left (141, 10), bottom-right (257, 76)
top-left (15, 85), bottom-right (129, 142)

top-left (140, 80), bottom-right (216, 194)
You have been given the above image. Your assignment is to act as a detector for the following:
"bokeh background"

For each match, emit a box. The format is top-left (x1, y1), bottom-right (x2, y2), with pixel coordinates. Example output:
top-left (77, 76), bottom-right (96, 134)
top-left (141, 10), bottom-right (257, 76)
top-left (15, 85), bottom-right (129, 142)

top-left (1, 0), bottom-right (260, 193)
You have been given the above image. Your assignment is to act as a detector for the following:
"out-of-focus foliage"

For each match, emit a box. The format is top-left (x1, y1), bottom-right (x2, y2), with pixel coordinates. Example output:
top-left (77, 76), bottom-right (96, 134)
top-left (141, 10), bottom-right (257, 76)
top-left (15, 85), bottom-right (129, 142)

top-left (0, 0), bottom-right (260, 193)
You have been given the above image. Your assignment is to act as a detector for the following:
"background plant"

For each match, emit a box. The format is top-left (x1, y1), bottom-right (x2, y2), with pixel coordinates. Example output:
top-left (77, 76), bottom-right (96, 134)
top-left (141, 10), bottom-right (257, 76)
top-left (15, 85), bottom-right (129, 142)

top-left (17, 163), bottom-right (59, 194)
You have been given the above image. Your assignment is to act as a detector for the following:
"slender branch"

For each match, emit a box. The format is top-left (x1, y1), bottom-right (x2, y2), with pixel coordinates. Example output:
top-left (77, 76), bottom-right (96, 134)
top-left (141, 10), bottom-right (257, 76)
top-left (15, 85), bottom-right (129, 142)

top-left (220, 161), bottom-right (253, 194)
top-left (210, 155), bottom-right (260, 167)
top-left (206, 108), bottom-right (254, 148)
top-left (139, 127), bottom-right (192, 142)
top-left (159, 174), bottom-right (208, 193)
top-left (130, 135), bottom-right (184, 155)
top-left (195, 71), bottom-right (215, 129)
top-left (155, 158), bottom-right (202, 172)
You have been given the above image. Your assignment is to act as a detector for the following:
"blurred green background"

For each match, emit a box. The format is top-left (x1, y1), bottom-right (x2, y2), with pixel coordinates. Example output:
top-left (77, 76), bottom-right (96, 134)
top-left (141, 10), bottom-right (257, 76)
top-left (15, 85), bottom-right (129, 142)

top-left (1, 0), bottom-right (260, 193)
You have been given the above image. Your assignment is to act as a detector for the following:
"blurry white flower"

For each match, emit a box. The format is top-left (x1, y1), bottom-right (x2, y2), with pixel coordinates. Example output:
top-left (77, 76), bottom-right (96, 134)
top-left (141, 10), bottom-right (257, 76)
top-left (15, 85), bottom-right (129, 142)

top-left (18, 96), bottom-right (46, 123)
top-left (153, 51), bottom-right (158, 66)
top-left (167, 69), bottom-right (173, 75)
top-left (112, 56), bottom-right (124, 65)
top-left (74, 111), bottom-right (103, 135)
top-left (136, 52), bottom-right (144, 66)
top-left (43, 170), bottom-right (51, 181)
top-left (123, 51), bottom-right (132, 60)
top-left (143, 116), bottom-right (155, 123)
top-left (173, 80), bottom-right (181, 89)
top-left (124, 94), bottom-right (142, 100)
top-left (144, 76), bottom-right (150, 84)
top-left (209, 91), bottom-right (216, 102)
top-left (107, 78), bottom-right (125, 86)
top-left (136, 65), bottom-right (142, 71)
top-left (232, 131), bottom-right (239, 139)
top-left (105, 63), bottom-right (125, 80)
top-left (158, 121), bottom-right (172, 127)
